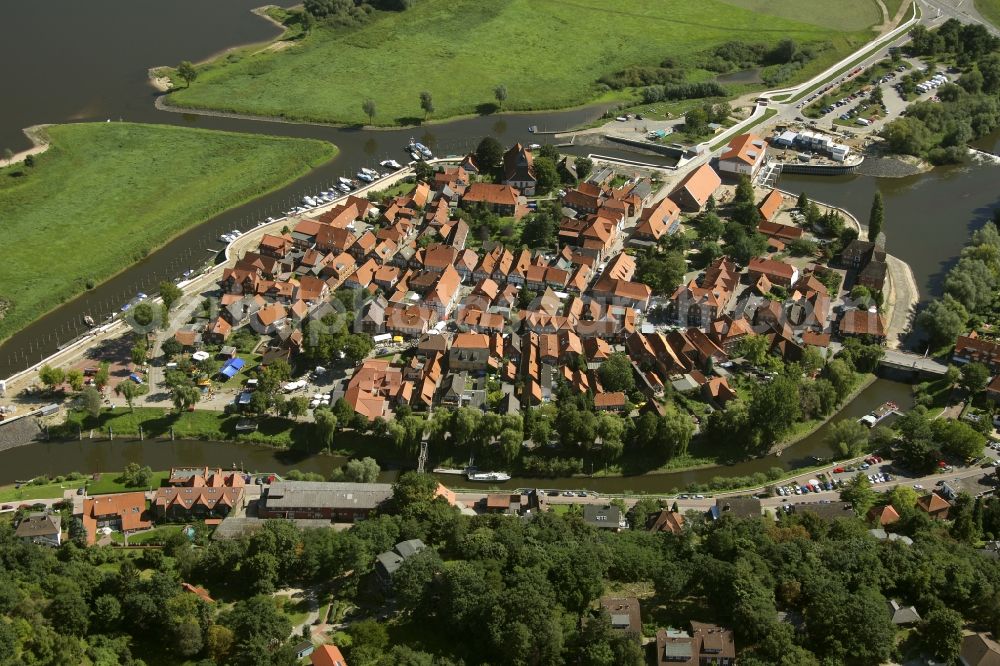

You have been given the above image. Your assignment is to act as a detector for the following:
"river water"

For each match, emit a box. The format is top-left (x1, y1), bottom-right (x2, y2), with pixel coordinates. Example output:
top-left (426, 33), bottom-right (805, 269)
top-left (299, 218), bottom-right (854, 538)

top-left (0, 1), bottom-right (995, 489)
top-left (0, 376), bottom-right (911, 490)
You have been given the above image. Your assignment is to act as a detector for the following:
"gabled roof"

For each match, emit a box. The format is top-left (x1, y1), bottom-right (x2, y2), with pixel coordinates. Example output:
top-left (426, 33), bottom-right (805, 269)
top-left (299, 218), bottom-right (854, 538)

top-left (671, 163), bottom-right (721, 207)
top-left (720, 132), bottom-right (765, 165)
top-left (757, 188), bottom-right (784, 222)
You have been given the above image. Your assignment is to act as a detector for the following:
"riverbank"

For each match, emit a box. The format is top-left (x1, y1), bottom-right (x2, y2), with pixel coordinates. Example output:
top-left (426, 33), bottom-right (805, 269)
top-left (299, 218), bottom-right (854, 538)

top-left (162, 0), bottom-right (876, 128)
top-left (0, 122), bottom-right (337, 344)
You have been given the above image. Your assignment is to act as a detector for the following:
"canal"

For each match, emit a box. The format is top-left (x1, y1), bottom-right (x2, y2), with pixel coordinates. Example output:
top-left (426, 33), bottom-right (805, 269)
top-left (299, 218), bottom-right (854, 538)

top-left (0, 377), bottom-right (912, 492)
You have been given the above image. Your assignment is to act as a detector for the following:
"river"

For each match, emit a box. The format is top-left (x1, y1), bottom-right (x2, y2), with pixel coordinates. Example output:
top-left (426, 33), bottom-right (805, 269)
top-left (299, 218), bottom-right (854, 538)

top-left (0, 377), bottom-right (911, 491)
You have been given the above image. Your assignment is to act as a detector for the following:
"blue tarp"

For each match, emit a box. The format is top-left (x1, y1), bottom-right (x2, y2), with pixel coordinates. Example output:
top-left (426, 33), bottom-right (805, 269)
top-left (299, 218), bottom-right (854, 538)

top-left (220, 357), bottom-right (246, 379)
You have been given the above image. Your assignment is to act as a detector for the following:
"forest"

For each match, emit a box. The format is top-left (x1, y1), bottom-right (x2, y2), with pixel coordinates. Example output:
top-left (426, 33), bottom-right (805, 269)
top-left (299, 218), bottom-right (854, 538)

top-left (3, 471), bottom-right (1000, 665)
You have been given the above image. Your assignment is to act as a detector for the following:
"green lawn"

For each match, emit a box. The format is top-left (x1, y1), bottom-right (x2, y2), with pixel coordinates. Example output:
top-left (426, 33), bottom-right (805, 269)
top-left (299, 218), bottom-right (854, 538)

top-left (0, 123), bottom-right (336, 342)
top-left (976, 0), bottom-right (1000, 28)
top-left (127, 524), bottom-right (187, 545)
top-left (719, 0), bottom-right (881, 30)
top-left (0, 469), bottom-right (170, 502)
top-left (167, 0), bottom-right (877, 126)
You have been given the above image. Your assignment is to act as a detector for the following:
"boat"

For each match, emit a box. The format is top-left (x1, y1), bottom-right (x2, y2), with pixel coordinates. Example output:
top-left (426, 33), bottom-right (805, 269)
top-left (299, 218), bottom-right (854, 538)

top-left (410, 150), bottom-right (422, 162)
top-left (356, 171), bottom-right (374, 183)
top-left (465, 470), bottom-right (512, 482)
top-left (83, 315), bottom-right (95, 327)
top-left (230, 229), bottom-right (241, 237)
top-left (380, 159), bottom-right (402, 169)
top-left (407, 138), bottom-right (433, 158)
top-left (338, 183), bottom-right (352, 193)
top-left (859, 401), bottom-right (899, 428)
top-left (360, 167), bottom-right (378, 177)
top-left (338, 176), bottom-right (353, 187)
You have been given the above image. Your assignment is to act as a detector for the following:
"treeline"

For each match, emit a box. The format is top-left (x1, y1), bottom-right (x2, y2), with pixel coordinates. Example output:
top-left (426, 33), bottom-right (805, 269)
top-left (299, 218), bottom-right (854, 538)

top-left (303, 0), bottom-right (415, 26)
top-left (883, 20), bottom-right (1000, 164)
top-left (602, 38), bottom-right (818, 93)
top-left (640, 81), bottom-right (728, 104)
top-left (917, 218), bottom-right (1000, 346)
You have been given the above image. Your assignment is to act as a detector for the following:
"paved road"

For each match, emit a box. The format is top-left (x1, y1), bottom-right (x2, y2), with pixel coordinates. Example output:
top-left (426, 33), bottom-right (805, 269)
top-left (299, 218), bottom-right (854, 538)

top-left (919, 0), bottom-right (1000, 34)
top-left (881, 348), bottom-right (948, 374)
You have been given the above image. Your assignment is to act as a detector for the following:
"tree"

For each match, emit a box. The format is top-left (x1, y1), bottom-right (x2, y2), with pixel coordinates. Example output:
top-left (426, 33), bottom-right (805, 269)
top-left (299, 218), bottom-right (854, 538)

top-left (749, 375), bottom-right (801, 447)
top-left (206, 625), bottom-right (234, 664)
top-left (474, 136), bottom-right (504, 171)
top-left (115, 380), bottom-right (143, 412)
top-left (598, 353), bottom-right (635, 393)
top-left (66, 368), bottom-right (85, 392)
top-left (839, 472), bottom-right (876, 515)
top-left (362, 98), bottom-right (376, 124)
top-left (393, 472), bottom-right (438, 509)
top-left (574, 156), bottom-right (593, 181)
top-left (684, 107), bottom-right (708, 133)
top-left (176, 61), bottom-right (197, 87)
top-left (919, 608), bottom-right (963, 663)
top-left (223, 596), bottom-right (292, 665)
top-left (343, 333), bottom-right (374, 365)
top-left (82, 386), bottom-right (102, 418)
top-left (161, 337), bottom-right (183, 359)
top-left (960, 361), bottom-right (990, 394)
top-left (419, 91), bottom-right (434, 120)
top-left (120, 462), bottom-right (153, 487)
top-left (158, 281), bottom-right (183, 310)
top-left (932, 418), bottom-right (985, 459)
top-left (131, 338), bottom-right (149, 366)
top-left (533, 156), bottom-right (560, 195)
top-left (733, 175), bottom-right (755, 207)
top-left (91, 594), bottom-right (122, 632)
top-left (341, 457), bottom-right (380, 483)
top-left (171, 385), bottom-right (200, 413)
top-left (916, 294), bottom-right (968, 348)
top-left (867, 192), bottom-right (884, 242)
top-left (314, 408), bottom-right (338, 453)
top-left (796, 191), bottom-right (809, 210)
top-left (493, 84), bottom-right (508, 110)
top-left (95, 361), bottom-right (110, 388)
top-left (826, 419), bottom-right (869, 458)
top-left (287, 396), bottom-right (309, 419)
top-left (39, 364), bottom-right (66, 391)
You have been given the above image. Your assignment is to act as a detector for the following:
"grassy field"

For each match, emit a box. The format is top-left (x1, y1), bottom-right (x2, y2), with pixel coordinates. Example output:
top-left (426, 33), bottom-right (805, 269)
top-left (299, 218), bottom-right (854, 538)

top-left (719, 0), bottom-right (881, 30)
top-left (0, 123), bottom-right (336, 342)
top-left (976, 0), bottom-right (1000, 28)
top-left (0, 470), bottom-right (170, 503)
top-left (167, 0), bottom-right (878, 126)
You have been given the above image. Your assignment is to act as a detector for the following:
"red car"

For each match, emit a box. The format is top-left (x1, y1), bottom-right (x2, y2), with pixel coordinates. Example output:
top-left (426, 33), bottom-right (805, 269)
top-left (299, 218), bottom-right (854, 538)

top-left (833, 467), bottom-right (845, 474)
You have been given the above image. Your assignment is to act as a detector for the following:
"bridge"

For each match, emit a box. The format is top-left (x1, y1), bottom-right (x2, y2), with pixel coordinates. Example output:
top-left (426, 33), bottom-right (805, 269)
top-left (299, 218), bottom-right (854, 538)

top-left (879, 349), bottom-right (949, 378)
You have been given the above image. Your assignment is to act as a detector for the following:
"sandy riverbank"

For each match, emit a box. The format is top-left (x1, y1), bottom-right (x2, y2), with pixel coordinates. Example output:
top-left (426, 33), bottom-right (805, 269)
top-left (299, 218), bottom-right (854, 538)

top-left (1, 125), bottom-right (52, 167)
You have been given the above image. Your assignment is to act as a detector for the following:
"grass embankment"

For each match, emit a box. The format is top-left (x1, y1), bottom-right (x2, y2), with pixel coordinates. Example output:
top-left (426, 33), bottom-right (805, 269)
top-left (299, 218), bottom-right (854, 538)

top-left (167, 0), bottom-right (877, 125)
top-left (0, 470), bottom-right (171, 503)
top-left (0, 123), bottom-right (336, 342)
top-left (976, 0), bottom-right (1000, 28)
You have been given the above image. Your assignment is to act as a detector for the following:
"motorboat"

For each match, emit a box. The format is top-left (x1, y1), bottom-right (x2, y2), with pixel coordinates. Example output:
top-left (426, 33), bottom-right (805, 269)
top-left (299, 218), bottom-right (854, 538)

top-left (380, 159), bottom-right (402, 169)
top-left (360, 167), bottom-right (378, 177)
top-left (356, 171), bottom-right (374, 183)
top-left (338, 183), bottom-right (352, 193)
top-left (465, 470), bottom-right (512, 482)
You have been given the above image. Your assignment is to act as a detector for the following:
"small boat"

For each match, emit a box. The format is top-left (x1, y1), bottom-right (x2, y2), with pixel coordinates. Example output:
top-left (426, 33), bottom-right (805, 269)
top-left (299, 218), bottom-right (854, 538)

top-left (859, 401), bottom-right (899, 428)
top-left (407, 138), bottom-right (433, 158)
top-left (465, 470), bottom-right (512, 482)
top-left (182, 269), bottom-right (194, 279)
top-left (410, 150), bottom-right (422, 162)
top-left (337, 183), bottom-right (352, 193)
top-left (219, 234), bottom-right (233, 243)
top-left (360, 167), bottom-right (378, 177)
top-left (380, 159), bottom-right (402, 169)
top-left (338, 176), bottom-right (353, 187)
top-left (528, 125), bottom-right (537, 133)
top-left (230, 229), bottom-right (241, 237)
top-left (356, 171), bottom-right (374, 183)
top-left (83, 315), bottom-right (95, 327)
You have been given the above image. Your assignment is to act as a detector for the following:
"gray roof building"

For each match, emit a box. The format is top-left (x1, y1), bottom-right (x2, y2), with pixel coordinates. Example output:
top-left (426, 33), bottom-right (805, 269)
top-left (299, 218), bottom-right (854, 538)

top-left (259, 481), bottom-right (393, 521)
top-left (887, 599), bottom-right (921, 626)
top-left (15, 513), bottom-right (61, 547)
top-left (376, 539), bottom-right (428, 589)
top-left (583, 504), bottom-right (626, 530)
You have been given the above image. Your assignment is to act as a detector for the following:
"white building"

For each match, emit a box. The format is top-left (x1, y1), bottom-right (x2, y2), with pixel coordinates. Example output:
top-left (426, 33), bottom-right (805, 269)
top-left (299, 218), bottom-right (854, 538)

top-left (718, 133), bottom-right (767, 176)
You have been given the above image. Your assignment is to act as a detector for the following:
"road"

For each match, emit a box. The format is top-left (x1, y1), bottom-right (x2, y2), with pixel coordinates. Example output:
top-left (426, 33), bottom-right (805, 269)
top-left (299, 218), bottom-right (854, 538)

top-left (881, 348), bottom-right (949, 375)
top-left (919, 0), bottom-right (1000, 34)
top-left (454, 459), bottom-right (996, 516)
